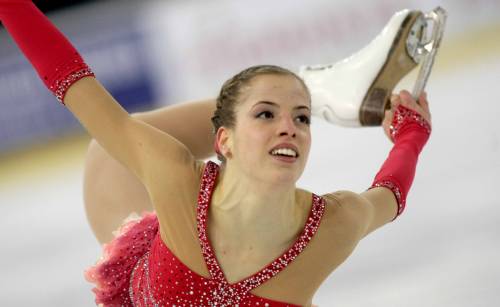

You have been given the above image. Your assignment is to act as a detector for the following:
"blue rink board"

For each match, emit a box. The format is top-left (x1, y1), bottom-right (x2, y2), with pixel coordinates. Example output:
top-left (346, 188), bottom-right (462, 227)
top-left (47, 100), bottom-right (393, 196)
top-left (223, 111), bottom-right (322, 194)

top-left (0, 30), bottom-right (157, 152)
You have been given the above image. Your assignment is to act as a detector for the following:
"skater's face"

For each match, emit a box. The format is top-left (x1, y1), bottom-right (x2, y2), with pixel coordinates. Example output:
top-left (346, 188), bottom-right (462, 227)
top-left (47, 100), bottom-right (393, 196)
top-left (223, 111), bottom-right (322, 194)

top-left (218, 74), bottom-right (311, 185)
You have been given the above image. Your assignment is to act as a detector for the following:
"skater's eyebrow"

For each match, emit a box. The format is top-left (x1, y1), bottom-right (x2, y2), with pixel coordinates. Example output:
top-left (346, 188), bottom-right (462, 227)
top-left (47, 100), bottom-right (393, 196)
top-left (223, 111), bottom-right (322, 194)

top-left (252, 101), bottom-right (310, 111)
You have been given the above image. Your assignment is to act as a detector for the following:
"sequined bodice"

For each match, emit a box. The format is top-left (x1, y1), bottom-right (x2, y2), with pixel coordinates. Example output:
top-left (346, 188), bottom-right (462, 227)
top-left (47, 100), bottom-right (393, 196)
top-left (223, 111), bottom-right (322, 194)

top-left (130, 161), bottom-right (326, 306)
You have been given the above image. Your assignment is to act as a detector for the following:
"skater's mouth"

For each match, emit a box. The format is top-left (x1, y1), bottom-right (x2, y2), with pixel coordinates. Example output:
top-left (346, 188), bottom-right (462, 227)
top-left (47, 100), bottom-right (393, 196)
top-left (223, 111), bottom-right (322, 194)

top-left (269, 143), bottom-right (299, 158)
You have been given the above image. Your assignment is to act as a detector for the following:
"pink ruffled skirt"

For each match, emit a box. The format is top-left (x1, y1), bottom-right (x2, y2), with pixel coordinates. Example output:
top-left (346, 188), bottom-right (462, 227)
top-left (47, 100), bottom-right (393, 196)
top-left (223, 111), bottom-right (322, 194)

top-left (85, 212), bottom-right (159, 306)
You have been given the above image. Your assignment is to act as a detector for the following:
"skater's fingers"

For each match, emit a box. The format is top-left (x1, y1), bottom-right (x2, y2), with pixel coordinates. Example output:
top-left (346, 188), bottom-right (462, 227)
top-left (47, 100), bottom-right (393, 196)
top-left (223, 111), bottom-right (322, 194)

top-left (415, 91), bottom-right (431, 113)
top-left (419, 94), bottom-right (432, 123)
top-left (383, 109), bottom-right (393, 122)
top-left (419, 100), bottom-right (430, 118)
top-left (390, 94), bottom-right (400, 108)
top-left (382, 109), bottom-right (394, 143)
top-left (400, 90), bottom-right (426, 113)
top-left (399, 90), bottom-right (418, 108)
top-left (383, 111), bottom-right (393, 130)
top-left (418, 91), bottom-right (430, 112)
top-left (419, 91), bottom-right (428, 102)
top-left (400, 90), bottom-right (432, 125)
top-left (416, 91), bottom-right (428, 106)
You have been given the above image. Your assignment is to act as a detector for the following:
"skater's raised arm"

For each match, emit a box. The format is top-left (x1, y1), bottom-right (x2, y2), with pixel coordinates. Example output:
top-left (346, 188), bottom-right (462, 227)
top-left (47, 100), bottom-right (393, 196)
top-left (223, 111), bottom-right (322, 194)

top-left (360, 90), bottom-right (432, 236)
top-left (324, 90), bottom-right (432, 238)
top-left (0, 1), bottom-right (197, 188)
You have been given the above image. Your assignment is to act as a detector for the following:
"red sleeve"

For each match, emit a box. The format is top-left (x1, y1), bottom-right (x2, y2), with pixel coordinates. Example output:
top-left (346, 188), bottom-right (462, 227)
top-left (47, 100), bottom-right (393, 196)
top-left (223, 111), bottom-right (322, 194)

top-left (0, 0), bottom-right (94, 103)
top-left (369, 104), bottom-right (432, 220)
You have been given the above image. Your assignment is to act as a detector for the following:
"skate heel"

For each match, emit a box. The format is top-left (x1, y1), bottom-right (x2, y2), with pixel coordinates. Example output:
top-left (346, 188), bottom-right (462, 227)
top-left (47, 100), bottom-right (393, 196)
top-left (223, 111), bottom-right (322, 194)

top-left (361, 7), bottom-right (447, 126)
top-left (360, 10), bottom-right (422, 126)
top-left (300, 7), bottom-right (447, 127)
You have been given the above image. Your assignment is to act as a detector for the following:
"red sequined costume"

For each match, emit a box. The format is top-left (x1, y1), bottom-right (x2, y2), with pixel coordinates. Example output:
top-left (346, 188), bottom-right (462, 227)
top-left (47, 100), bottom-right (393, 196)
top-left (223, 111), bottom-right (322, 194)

top-left (85, 161), bottom-right (327, 306)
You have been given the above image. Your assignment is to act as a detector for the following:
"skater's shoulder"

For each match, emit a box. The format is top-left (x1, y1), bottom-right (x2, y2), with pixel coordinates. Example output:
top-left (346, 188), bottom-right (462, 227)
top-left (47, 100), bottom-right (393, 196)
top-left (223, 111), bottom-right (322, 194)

top-left (320, 190), bottom-right (372, 224)
top-left (310, 190), bottom-right (371, 244)
top-left (295, 189), bottom-right (367, 211)
top-left (321, 190), bottom-right (366, 208)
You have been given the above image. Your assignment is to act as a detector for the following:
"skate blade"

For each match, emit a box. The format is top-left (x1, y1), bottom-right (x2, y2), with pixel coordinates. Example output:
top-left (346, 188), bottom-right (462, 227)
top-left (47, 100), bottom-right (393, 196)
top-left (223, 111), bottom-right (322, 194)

top-left (360, 7), bottom-right (447, 126)
top-left (410, 7), bottom-right (447, 99)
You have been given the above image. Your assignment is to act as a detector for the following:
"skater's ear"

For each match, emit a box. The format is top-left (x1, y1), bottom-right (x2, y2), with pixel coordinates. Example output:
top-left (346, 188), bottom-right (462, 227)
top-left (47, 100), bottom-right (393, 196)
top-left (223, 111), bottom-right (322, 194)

top-left (215, 126), bottom-right (233, 160)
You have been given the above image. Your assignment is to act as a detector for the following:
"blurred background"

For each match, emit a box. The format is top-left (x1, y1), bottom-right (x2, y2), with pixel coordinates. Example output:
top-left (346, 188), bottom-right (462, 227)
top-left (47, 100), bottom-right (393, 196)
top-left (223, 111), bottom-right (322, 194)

top-left (1, 0), bottom-right (499, 306)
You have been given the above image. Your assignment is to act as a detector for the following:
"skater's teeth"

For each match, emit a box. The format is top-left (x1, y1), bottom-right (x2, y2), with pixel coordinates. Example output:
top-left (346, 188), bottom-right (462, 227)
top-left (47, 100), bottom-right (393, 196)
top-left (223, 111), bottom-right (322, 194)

top-left (271, 148), bottom-right (297, 157)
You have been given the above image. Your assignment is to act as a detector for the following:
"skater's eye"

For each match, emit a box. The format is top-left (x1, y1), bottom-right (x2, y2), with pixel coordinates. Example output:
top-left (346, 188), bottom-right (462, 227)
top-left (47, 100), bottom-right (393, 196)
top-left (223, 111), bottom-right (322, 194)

top-left (256, 111), bottom-right (274, 119)
top-left (296, 115), bottom-right (311, 125)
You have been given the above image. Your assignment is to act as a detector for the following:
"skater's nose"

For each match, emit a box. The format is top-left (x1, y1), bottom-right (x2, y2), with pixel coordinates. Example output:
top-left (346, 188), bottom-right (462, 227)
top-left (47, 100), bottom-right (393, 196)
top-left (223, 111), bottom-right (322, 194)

top-left (277, 115), bottom-right (297, 138)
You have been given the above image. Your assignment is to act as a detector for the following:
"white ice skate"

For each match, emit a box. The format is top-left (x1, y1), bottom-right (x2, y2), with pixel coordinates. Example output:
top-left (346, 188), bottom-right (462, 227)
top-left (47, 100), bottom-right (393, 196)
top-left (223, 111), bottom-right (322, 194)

top-left (300, 7), bottom-right (447, 126)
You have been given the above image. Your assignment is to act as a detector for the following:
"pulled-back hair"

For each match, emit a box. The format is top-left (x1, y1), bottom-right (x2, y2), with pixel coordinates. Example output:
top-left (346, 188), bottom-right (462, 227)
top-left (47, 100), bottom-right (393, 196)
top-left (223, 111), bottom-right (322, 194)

top-left (211, 65), bottom-right (309, 162)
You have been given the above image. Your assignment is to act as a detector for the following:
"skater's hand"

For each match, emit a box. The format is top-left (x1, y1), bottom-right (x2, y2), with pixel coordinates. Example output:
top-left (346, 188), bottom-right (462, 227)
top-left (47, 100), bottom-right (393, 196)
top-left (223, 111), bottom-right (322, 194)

top-left (383, 90), bottom-right (432, 142)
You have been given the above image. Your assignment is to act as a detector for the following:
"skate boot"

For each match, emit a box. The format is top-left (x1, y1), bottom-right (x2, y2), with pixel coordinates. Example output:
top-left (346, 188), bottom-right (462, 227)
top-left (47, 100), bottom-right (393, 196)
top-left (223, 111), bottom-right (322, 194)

top-left (299, 7), bottom-right (447, 126)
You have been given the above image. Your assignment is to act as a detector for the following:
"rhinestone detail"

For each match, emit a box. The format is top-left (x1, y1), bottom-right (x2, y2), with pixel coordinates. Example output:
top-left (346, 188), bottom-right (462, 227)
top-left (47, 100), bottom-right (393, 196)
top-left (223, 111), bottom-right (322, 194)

top-left (45, 55), bottom-right (95, 104)
top-left (370, 180), bottom-right (404, 219)
top-left (390, 105), bottom-right (431, 142)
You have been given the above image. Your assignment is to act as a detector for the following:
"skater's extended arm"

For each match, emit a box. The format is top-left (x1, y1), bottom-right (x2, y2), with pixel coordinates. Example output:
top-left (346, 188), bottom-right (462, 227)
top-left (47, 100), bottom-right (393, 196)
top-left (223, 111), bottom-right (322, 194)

top-left (65, 79), bottom-right (196, 184)
top-left (361, 90), bottom-right (431, 235)
top-left (325, 91), bottom-right (431, 238)
top-left (0, 1), bottom-right (197, 190)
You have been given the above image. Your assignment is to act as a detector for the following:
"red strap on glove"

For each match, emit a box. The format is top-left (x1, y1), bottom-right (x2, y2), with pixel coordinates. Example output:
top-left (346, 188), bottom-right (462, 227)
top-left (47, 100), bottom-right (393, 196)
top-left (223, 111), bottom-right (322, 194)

top-left (0, 0), bottom-right (94, 103)
top-left (370, 104), bottom-right (432, 219)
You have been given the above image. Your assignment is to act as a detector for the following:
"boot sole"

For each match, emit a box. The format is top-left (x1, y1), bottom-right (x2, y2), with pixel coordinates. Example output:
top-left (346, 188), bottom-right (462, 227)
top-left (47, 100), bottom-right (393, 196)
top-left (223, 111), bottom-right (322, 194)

top-left (359, 11), bottom-right (422, 126)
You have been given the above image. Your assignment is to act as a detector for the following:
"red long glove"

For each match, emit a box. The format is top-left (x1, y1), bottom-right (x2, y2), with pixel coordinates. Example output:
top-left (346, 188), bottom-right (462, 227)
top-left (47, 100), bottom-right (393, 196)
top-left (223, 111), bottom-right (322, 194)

top-left (370, 104), bottom-right (432, 219)
top-left (0, 0), bottom-right (94, 103)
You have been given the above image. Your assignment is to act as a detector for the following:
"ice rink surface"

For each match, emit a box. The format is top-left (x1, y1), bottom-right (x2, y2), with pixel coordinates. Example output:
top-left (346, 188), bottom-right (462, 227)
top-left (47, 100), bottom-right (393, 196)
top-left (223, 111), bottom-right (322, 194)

top-left (1, 11), bottom-right (500, 307)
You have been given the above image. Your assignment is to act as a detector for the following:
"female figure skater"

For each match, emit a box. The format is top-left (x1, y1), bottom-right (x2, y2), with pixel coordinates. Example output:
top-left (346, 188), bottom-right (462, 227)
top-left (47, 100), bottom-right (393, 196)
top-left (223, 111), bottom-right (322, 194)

top-left (0, 1), bottom-right (431, 306)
